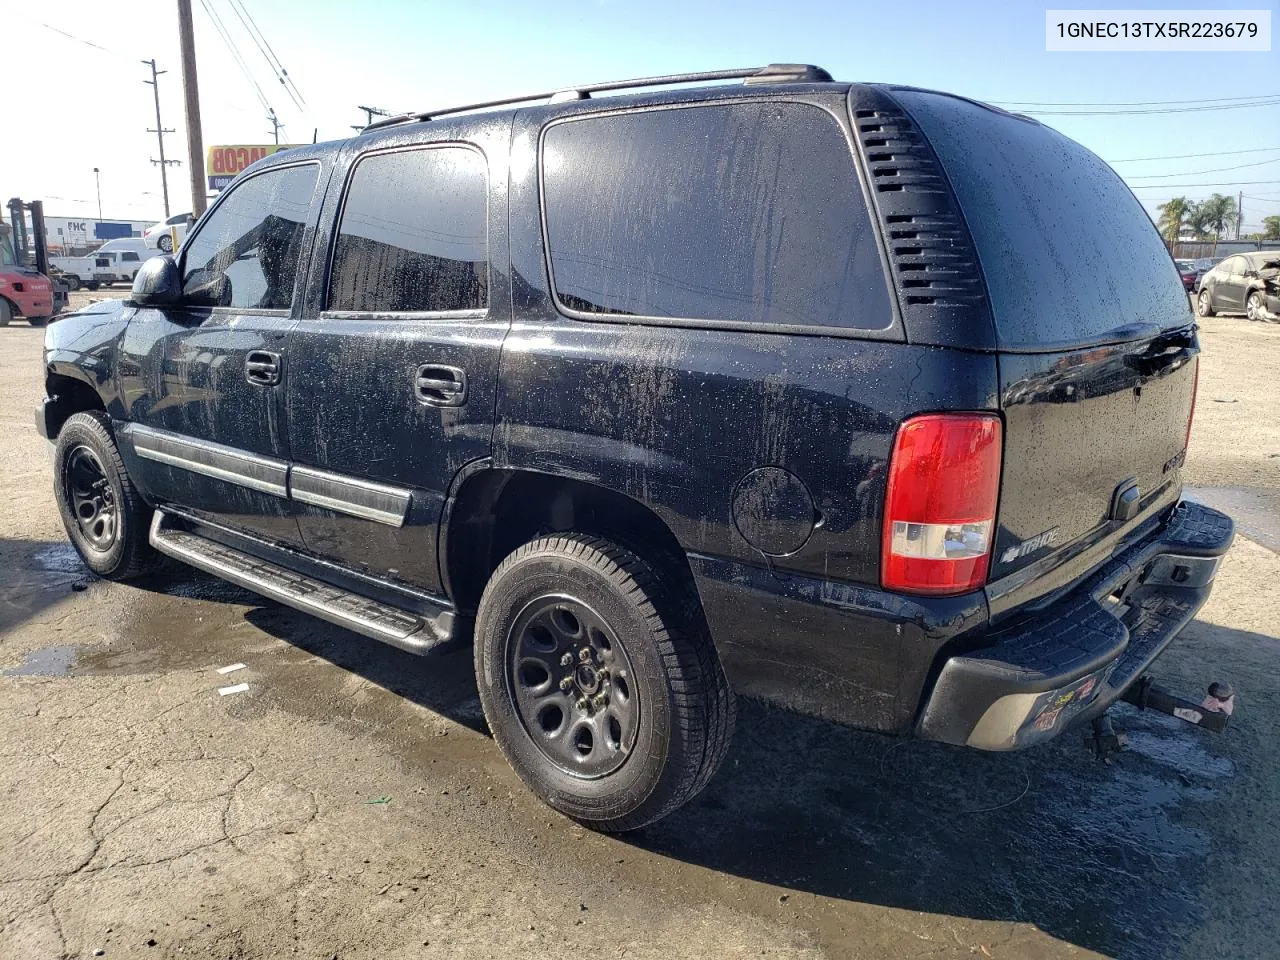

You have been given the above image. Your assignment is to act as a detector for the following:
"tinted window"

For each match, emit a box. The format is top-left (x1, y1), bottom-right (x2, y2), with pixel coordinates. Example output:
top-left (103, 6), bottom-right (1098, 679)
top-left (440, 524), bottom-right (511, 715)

top-left (121, 252), bottom-right (141, 262)
top-left (542, 101), bottom-right (891, 330)
top-left (181, 163), bottom-right (318, 309)
top-left (892, 90), bottom-right (1190, 347)
top-left (328, 147), bottom-right (488, 313)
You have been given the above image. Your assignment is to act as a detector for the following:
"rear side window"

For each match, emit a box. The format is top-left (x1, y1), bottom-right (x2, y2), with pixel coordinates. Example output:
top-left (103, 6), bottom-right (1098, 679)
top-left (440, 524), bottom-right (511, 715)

top-left (181, 163), bottom-right (319, 310)
top-left (328, 146), bottom-right (488, 313)
top-left (892, 90), bottom-right (1191, 347)
top-left (541, 101), bottom-right (892, 331)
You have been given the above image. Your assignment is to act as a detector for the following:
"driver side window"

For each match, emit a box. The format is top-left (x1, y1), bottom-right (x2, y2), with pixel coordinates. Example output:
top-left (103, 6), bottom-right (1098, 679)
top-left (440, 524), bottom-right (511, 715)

top-left (180, 163), bottom-right (319, 309)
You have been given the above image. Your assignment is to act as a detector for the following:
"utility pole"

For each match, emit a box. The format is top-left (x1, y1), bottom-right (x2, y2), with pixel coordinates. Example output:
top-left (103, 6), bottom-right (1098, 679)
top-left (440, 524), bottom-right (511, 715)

top-left (93, 167), bottom-right (102, 222)
top-left (177, 0), bottom-right (208, 217)
top-left (1237, 191), bottom-right (1243, 240)
top-left (357, 104), bottom-right (389, 128)
top-left (267, 108), bottom-right (283, 145)
top-left (142, 59), bottom-right (179, 217)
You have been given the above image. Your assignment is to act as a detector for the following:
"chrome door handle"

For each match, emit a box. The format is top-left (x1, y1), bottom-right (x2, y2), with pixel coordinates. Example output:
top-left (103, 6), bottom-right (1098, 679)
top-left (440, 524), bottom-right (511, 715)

top-left (414, 364), bottom-right (467, 407)
top-left (245, 350), bottom-right (281, 386)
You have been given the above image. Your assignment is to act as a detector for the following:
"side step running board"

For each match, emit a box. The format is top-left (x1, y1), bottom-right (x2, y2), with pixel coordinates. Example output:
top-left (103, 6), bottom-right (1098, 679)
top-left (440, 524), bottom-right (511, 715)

top-left (149, 512), bottom-right (451, 655)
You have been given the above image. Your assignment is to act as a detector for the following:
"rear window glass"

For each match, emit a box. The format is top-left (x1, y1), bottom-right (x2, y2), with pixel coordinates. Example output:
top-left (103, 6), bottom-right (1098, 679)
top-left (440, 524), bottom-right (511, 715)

top-left (541, 101), bottom-right (892, 331)
top-left (892, 89), bottom-right (1190, 347)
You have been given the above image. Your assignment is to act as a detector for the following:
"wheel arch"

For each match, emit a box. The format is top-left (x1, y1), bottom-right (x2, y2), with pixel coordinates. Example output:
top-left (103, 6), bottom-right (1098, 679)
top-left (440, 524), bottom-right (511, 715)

top-left (441, 466), bottom-right (697, 617)
top-left (42, 370), bottom-right (108, 439)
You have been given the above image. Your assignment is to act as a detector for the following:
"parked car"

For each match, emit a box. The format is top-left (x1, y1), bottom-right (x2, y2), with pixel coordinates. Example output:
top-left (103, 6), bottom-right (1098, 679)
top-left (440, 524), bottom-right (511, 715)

top-left (143, 213), bottom-right (193, 253)
top-left (1191, 256), bottom-right (1224, 293)
top-left (1196, 251), bottom-right (1280, 320)
top-left (47, 252), bottom-right (114, 290)
top-left (1174, 258), bottom-right (1197, 292)
top-left (94, 238), bottom-right (157, 284)
top-left (37, 65), bottom-right (1234, 832)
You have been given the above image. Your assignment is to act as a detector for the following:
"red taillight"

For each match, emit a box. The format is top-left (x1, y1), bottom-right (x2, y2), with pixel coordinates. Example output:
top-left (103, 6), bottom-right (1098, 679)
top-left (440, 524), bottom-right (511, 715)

top-left (1185, 356), bottom-right (1199, 452)
top-left (881, 413), bottom-right (1003, 596)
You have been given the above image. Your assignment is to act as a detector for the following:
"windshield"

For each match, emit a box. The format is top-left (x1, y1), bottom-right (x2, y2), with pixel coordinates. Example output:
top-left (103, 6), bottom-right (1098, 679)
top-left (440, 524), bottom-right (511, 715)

top-left (0, 232), bottom-right (15, 267)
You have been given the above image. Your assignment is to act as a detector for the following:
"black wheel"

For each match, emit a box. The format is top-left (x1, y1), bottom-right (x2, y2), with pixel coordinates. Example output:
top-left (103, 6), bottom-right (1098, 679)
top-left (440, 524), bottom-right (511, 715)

top-left (1246, 291), bottom-right (1264, 321)
top-left (53, 411), bottom-right (157, 580)
top-left (475, 534), bottom-right (735, 832)
top-left (86, 281), bottom-right (100, 291)
top-left (0, 298), bottom-right (11, 326)
top-left (157, 235), bottom-right (173, 253)
top-left (1196, 288), bottom-right (1215, 317)
top-left (64, 276), bottom-right (81, 292)
top-left (27, 316), bottom-right (48, 327)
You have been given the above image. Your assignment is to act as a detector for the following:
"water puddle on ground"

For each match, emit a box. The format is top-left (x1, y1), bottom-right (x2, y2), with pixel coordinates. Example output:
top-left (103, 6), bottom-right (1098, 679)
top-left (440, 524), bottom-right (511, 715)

top-left (3, 644), bottom-right (80, 677)
top-left (1184, 485), bottom-right (1280, 553)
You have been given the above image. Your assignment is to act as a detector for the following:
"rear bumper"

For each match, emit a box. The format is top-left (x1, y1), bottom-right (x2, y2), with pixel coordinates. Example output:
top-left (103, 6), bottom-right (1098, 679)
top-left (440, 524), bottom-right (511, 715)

top-left (917, 500), bottom-right (1234, 750)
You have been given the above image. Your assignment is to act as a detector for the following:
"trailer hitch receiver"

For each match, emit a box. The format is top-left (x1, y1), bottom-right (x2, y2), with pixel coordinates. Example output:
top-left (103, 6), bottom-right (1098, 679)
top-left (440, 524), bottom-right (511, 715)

top-left (1121, 676), bottom-right (1234, 733)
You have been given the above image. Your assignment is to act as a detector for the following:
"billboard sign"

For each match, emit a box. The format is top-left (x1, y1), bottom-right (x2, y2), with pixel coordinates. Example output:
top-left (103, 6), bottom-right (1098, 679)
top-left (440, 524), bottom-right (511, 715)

top-left (207, 144), bottom-right (298, 191)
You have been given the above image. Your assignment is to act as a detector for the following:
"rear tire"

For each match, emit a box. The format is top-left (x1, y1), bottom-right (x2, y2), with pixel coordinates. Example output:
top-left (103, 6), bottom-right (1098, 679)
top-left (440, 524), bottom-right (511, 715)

top-left (53, 411), bottom-right (157, 581)
top-left (86, 281), bottom-right (100, 291)
top-left (475, 533), bottom-right (735, 832)
top-left (1196, 288), bottom-right (1215, 318)
top-left (64, 276), bottom-right (82, 291)
top-left (27, 316), bottom-right (48, 327)
top-left (158, 235), bottom-right (173, 253)
top-left (1246, 291), bottom-right (1263, 321)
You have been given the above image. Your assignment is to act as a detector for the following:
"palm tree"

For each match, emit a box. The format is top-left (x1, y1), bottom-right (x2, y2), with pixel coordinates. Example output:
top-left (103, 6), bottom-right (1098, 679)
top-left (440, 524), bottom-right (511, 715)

top-left (1186, 201), bottom-right (1214, 241)
top-left (1157, 197), bottom-right (1191, 247)
top-left (1197, 194), bottom-right (1240, 250)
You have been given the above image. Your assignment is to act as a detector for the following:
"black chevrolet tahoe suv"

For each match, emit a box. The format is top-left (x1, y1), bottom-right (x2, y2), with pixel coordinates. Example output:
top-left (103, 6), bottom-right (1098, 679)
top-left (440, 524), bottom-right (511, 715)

top-left (38, 65), bottom-right (1234, 831)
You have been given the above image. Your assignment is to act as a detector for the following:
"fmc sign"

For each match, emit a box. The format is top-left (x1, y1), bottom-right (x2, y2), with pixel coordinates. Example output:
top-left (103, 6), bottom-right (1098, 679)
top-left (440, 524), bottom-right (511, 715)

top-left (207, 144), bottom-right (299, 191)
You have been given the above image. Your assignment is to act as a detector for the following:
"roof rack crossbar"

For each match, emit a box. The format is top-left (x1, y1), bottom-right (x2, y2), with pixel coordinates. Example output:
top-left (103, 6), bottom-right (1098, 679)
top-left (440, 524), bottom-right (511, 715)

top-left (364, 64), bottom-right (829, 131)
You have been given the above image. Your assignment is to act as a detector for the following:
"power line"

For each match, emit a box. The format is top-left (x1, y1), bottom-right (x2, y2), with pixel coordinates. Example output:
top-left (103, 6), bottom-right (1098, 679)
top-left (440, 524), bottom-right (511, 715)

top-left (996, 92), bottom-right (1279, 107)
top-left (39, 22), bottom-right (117, 55)
top-left (196, 0), bottom-right (273, 113)
top-left (1023, 98), bottom-right (1280, 117)
top-left (1127, 157), bottom-right (1280, 180)
top-left (1109, 145), bottom-right (1280, 163)
top-left (1128, 179), bottom-right (1280, 189)
top-left (225, 0), bottom-right (305, 111)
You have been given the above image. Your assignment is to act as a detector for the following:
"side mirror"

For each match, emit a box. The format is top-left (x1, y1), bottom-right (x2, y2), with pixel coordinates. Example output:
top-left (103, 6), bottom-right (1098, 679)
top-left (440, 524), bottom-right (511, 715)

top-left (131, 255), bottom-right (182, 306)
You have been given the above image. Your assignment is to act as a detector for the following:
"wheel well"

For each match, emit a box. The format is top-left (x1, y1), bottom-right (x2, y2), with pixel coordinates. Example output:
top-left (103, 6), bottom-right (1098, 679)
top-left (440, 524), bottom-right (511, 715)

top-left (46, 373), bottom-right (106, 437)
top-left (444, 470), bottom-right (694, 615)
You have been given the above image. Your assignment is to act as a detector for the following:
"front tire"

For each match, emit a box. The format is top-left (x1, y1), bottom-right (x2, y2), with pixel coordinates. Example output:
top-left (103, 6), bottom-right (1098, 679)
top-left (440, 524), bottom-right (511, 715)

top-left (157, 235), bottom-right (173, 253)
top-left (475, 534), bottom-right (735, 832)
top-left (1196, 288), bottom-right (1215, 317)
top-left (53, 412), bottom-right (157, 580)
top-left (1246, 291), bottom-right (1263, 321)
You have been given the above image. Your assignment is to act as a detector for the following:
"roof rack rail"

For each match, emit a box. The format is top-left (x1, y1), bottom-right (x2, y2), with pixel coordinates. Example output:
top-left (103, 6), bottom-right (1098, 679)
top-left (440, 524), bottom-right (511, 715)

top-left (363, 63), bottom-right (833, 132)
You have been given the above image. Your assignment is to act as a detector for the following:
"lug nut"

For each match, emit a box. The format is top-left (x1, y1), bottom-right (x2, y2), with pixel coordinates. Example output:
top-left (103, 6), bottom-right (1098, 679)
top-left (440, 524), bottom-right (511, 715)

top-left (579, 647), bottom-right (591, 663)
top-left (559, 677), bottom-right (573, 692)
top-left (560, 652), bottom-right (573, 667)
top-left (592, 694), bottom-right (607, 709)
top-left (575, 698), bottom-right (589, 712)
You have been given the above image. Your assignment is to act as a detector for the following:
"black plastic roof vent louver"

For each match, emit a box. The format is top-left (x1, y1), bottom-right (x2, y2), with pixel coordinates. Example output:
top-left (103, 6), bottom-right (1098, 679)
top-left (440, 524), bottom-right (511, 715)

top-left (847, 86), bottom-right (997, 349)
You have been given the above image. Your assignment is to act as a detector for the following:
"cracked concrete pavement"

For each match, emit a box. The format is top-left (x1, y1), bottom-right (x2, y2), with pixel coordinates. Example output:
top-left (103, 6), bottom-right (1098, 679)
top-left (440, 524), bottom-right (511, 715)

top-left (2, 300), bottom-right (1279, 959)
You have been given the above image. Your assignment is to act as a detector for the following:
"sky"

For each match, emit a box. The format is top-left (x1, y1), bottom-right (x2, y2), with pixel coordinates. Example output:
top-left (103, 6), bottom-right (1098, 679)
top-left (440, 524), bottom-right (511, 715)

top-left (4, 0), bottom-right (1278, 230)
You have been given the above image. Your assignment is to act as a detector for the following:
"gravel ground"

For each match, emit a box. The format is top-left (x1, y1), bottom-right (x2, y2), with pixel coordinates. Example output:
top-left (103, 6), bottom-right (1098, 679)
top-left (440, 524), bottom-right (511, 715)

top-left (1, 301), bottom-right (1277, 960)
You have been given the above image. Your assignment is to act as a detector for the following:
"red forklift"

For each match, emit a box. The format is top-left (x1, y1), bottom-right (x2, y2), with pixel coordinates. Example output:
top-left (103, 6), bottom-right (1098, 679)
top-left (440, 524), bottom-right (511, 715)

top-left (0, 198), bottom-right (68, 326)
